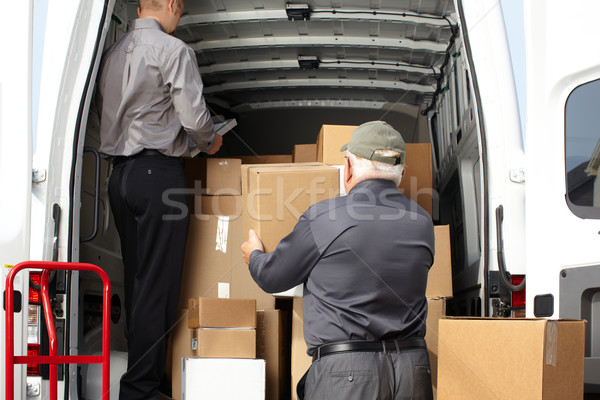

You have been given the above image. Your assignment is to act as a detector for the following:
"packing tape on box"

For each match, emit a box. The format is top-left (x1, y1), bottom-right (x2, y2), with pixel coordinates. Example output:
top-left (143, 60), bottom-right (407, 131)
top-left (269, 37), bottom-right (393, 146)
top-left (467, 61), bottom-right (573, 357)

top-left (215, 216), bottom-right (230, 253)
top-left (545, 321), bottom-right (558, 367)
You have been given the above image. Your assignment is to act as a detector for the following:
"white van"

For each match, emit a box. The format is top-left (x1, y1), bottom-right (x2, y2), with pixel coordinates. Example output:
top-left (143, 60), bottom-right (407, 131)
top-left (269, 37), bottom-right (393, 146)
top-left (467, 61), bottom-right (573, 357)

top-left (2, 0), bottom-right (599, 398)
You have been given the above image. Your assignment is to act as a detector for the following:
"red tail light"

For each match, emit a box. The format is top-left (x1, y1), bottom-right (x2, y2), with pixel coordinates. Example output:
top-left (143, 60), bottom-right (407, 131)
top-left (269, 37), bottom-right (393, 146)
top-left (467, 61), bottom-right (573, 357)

top-left (511, 275), bottom-right (525, 317)
top-left (29, 271), bottom-right (41, 304)
top-left (27, 344), bottom-right (41, 376)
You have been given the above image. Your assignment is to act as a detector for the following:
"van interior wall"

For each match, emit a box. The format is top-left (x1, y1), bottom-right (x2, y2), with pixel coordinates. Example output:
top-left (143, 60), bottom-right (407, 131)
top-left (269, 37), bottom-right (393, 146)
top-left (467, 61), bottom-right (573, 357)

top-left (218, 106), bottom-right (429, 156)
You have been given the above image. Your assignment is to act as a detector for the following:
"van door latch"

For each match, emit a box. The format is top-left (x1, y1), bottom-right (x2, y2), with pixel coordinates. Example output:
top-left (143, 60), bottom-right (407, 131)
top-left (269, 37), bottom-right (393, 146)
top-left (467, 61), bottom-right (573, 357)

top-left (32, 168), bottom-right (47, 183)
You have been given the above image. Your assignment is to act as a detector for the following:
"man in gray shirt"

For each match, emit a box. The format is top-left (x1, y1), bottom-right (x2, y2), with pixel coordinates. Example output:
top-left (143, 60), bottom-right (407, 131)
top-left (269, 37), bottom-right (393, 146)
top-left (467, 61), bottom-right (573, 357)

top-left (97, 1), bottom-right (221, 399)
top-left (242, 121), bottom-right (434, 400)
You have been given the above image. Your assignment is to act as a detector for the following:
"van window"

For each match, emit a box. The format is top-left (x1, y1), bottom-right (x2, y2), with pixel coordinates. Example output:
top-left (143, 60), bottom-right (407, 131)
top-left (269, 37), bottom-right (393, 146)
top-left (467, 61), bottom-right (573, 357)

top-left (565, 79), bottom-right (600, 218)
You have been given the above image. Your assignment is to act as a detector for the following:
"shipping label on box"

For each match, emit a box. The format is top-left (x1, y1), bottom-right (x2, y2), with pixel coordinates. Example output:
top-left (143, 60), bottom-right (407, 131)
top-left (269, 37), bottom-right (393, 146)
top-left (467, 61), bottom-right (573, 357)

top-left (437, 318), bottom-right (585, 400)
top-left (187, 297), bottom-right (256, 328)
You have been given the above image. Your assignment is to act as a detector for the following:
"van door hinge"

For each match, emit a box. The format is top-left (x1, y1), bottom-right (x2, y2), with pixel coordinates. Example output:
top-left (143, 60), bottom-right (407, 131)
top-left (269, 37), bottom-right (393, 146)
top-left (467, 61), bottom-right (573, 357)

top-left (32, 168), bottom-right (47, 183)
top-left (509, 168), bottom-right (525, 183)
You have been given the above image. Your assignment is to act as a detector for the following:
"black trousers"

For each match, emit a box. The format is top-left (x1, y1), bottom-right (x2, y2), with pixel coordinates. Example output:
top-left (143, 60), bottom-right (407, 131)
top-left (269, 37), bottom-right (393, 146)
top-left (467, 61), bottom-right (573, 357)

top-left (108, 155), bottom-right (190, 400)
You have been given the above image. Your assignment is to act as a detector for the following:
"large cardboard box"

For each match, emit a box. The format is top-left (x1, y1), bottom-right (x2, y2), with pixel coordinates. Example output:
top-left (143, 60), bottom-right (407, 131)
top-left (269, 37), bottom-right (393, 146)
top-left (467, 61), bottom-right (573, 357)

top-left (192, 328), bottom-right (256, 359)
top-left (427, 225), bottom-right (452, 299)
top-left (179, 215), bottom-right (243, 309)
top-left (185, 158), bottom-right (242, 195)
top-left (425, 298), bottom-right (446, 400)
top-left (182, 358), bottom-right (265, 400)
top-left (293, 144), bottom-right (317, 163)
top-left (437, 318), bottom-right (586, 400)
top-left (238, 154), bottom-right (293, 164)
top-left (196, 195), bottom-right (242, 217)
top-left (187, 297), bottom-right (256, 328)
top-left (241, 163), bottom-right (340, 252)
top-left (316, 124), bottom-right (434, 215)
top-left (257, 310), bottom-right (290, 400)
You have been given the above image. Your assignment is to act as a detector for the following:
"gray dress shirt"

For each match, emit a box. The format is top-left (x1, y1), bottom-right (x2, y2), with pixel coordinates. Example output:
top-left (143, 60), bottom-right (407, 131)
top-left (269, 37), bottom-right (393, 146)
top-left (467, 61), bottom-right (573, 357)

top-left (97, 18), bottom-right (214, 157)
top-left (249, 179), bottom-right (435, 355)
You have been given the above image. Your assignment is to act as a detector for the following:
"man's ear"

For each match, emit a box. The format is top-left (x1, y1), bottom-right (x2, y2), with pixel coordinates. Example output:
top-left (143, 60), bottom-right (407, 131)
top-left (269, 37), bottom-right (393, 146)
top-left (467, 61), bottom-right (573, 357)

top-left (344, 156), bottom-right (352, 184)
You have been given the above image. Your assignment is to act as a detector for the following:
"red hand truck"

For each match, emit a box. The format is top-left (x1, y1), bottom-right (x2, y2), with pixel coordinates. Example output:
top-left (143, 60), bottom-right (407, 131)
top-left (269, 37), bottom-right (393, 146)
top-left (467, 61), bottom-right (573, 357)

top-left (5, 261), bottom-right (111, 400)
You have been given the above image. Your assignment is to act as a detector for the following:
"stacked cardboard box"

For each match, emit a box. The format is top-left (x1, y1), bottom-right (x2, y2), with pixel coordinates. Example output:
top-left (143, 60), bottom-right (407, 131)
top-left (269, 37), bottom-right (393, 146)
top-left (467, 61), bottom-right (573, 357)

top-left (293, 143), bottom-right (317, 163)
top-left (437, 318), bottom-right (585, 399)
top-left (171, 298), bottom-right (257, 400)
top-left (237, 154), bottom-right (293, 164)
top-left (316, 124), bottom-right (434, 216)
top-left (184, 158), bottom-right (242, 214)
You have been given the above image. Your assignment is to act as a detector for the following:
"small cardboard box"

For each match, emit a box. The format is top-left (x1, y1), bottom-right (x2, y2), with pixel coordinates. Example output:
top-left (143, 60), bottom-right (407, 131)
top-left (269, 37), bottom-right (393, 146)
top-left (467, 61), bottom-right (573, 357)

top-left (437, 318), bottom-right (586, 400)
top-left (178, 215), bottom-right (242, 309)
top-left (192, 328), bottom-right (256, 358)
top-left (293, 144), bottom-right (317, 163)
top-left (185, 158), bottom-right (242, 195)
top-left (187, 297), bottom-right (256, 329)
top-left (196, 195), bottom-right (242, 217)
top-left (241, 163), bottom-right (340, 252)
top-left (238, 154), bottom-right (293, 164)
top-left (316, 124), bottom-right (356, 165)
top-left (427, 225), bottom-right (452, 299)
top-left (182, 358), bottom-right (265, 400)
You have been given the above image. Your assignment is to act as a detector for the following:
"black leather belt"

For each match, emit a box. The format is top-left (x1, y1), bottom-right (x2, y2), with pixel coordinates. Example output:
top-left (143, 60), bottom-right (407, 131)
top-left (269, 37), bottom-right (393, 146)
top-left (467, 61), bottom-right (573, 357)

top-left (112, 149), bottom-right (167, 166)
top-left (313, 337), bottom-right (427, 361)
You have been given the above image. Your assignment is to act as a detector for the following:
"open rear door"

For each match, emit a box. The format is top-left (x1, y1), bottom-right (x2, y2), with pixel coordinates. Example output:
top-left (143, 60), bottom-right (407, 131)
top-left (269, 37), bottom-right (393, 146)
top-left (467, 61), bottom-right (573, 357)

top-left (524, 0), bottom-right (600, 392)
top-left (0, 1), bottom-right (33, 399)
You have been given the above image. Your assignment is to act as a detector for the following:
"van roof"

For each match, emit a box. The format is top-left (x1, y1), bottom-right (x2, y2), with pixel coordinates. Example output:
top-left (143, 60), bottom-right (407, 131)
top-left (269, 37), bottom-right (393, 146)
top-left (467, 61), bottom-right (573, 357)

top-left (173, 0), bottom-right (457, 114)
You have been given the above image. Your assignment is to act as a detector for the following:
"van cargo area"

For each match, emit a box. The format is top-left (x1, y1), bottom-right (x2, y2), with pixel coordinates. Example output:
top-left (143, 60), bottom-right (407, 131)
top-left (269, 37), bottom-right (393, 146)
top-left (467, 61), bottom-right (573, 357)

top-left (3, 0), bottom-right (600, 399)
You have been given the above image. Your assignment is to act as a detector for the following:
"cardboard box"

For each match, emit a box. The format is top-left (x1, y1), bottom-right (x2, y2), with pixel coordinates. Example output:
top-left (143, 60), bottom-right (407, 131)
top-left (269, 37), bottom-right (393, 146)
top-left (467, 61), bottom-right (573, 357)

top-left (293, 144), bottom-right (317, 163)
top-left (185, 158), bottom-right (242, 195)
top-left (178, 215), bottom-right (243, 309)
top-left (241, 163), bottom-right (340, 252)
top-left (238, 154), bottom-right (293, 164)
top-left (316, 124), bottom-right (433, 215)
top-left (257, 310), bottom-right (290, 400)
top-left (187, 297), bottom-right (256, 329)
top-left (182, 358), bottom-right (265, 400)
top-left (192, 328), bottom-right (256, 358)
top-left (425, 298), bottom-right (446, 400)
top-left (196, 195), bottom-right (242, 217)
top-left (427, 225), bottom-right (452, 299)
top-left (316, 124), bottom-right (356, 165)
top-left (437, 318), bottom-right (586, 400)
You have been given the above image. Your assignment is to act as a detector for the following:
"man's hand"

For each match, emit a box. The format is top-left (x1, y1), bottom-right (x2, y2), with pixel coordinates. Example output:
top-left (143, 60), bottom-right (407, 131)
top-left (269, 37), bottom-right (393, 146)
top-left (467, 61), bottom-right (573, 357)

top-left (205, 134), bottom-right (223, 155)
top-left (241, 229), bottom-right (265, 264)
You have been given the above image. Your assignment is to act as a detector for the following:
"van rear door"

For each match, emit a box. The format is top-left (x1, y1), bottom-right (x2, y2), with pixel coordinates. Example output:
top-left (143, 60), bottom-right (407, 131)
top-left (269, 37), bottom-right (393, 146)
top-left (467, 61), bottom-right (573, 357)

top-left (0, 1), bottom-right (34, 399)
top-left (524, 0), bottom-right (600, 392)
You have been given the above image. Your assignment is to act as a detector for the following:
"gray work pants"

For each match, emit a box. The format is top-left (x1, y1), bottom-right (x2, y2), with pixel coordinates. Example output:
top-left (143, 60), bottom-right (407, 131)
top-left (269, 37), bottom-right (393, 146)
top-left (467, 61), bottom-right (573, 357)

top-left (299, 348), bottom-right (433, 400)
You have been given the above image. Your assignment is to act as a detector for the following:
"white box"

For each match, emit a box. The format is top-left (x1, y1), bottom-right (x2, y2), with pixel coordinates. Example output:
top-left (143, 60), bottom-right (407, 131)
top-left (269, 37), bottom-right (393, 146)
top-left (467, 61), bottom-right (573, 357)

top-left (182, 358), bottom-right (266, 399)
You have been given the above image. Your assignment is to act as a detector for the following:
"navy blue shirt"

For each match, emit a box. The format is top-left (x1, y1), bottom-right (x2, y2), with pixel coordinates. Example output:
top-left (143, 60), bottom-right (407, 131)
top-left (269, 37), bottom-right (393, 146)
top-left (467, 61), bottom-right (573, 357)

top-left (249, 179), bottom-right (435, 355)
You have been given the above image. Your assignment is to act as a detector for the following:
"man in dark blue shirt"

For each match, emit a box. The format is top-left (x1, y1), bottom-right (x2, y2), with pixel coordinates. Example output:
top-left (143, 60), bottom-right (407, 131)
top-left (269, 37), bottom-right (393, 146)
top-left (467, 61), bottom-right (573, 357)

top-left (242, 121), bottom-right (435, 400)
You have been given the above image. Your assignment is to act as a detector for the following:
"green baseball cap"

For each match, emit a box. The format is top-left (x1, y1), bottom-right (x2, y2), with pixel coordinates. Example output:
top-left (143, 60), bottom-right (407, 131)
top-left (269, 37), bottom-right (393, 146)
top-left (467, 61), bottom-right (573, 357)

top-left (340, 120), bottom-right (406, 165)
